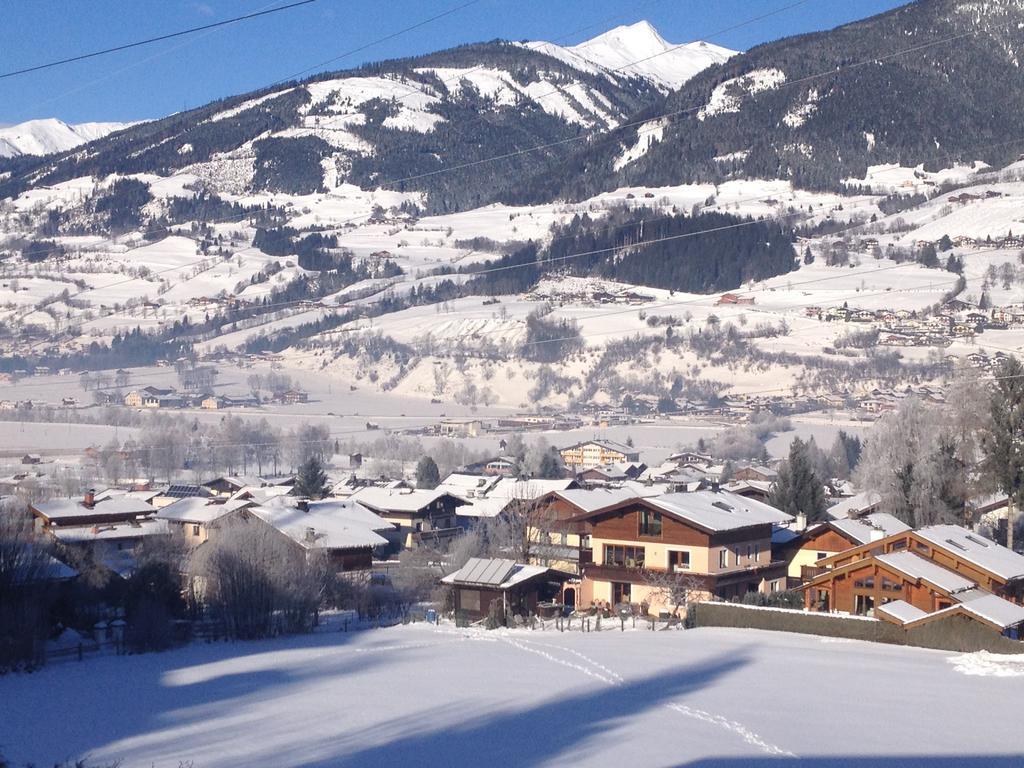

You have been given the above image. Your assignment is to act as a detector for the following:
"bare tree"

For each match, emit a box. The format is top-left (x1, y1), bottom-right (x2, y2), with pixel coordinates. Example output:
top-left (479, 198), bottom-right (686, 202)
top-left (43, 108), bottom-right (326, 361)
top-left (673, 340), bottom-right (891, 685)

top-left (643, 569), bottom-right (706, 617)
top-left (188, 518), bottom-right (326, 639)
top-left (0, 501), bottom-right (60, 669)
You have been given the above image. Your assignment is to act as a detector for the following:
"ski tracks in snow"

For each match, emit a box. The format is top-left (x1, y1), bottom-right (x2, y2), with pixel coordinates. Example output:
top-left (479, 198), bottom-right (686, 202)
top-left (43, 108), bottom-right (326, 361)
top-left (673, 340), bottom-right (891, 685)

top-left (497, 633), bottom-right (794, 758)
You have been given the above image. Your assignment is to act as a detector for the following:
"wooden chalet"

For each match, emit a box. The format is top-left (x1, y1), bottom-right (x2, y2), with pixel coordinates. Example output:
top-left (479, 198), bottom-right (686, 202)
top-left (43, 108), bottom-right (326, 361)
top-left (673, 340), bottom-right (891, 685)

top-left (801, 525), bottom-right (1024, 636)
top-left (781, 511), bottom-right (911, 584)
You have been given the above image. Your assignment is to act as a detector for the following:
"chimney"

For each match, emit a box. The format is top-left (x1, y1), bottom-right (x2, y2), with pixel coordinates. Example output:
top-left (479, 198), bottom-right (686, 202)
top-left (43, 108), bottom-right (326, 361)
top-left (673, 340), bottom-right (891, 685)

top-left (297, 499), bottom-right (309, 512)
top-left (710, 480), bottom-right (720, 493)
top-left (83, 489), bottom-right (95, 508)
top-left (304, 526), bottom-right (316, 543)
top-left (795, 512), bottom-right (807, 532)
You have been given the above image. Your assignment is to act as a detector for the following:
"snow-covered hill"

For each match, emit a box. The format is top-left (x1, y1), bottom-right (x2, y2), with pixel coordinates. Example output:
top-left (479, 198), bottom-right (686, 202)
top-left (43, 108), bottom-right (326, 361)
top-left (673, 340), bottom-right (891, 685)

top-left (525, 21), bottom-right (737, 90)
top-left (0, 118), bottom-right (134, 158)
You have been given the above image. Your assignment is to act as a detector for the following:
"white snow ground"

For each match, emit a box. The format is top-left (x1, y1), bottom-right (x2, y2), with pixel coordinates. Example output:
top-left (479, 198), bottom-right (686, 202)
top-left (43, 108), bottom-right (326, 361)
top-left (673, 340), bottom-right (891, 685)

top-left (0, 624), bottom-right (1021, 767)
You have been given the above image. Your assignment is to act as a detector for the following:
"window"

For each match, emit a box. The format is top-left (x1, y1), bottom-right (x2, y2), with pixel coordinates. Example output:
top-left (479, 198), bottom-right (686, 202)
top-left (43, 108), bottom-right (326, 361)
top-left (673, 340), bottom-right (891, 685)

top-left (613, 582), bottom-right (632, 605)
top-left (734, 548), bottom-right (741, 566)
top-left (192, 524), bottom-right (200, 536)
top-left (770, 580), bottom-right (780, 593)
top-left (638, 509), bottom-right (662, 537)
top-left (604, 545), bottom-right (645, 568)
top-left (460, 589), bottom-right (481, 612)
top-left (670, 550), bottom-right (691, 572)
top-left (753, 544), bottom-right (760, 561)
top-left (746, 544), bottom-right (753, 559)
top-left (719, 549), bottom-right (728, 569)
top-left (816, 552), bottom-right (828, 561)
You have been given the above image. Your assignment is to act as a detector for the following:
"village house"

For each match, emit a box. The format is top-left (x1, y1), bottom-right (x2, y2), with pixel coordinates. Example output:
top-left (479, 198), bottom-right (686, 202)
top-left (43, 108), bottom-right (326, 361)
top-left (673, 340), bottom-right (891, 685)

top-left (348, 486), bottom-right (467, 550)
top-left (801, 525), bottom-right (1024, 632)
top-left (779, 511), bottom-right (911, 585)
top-left (202, 476), bottom-right (264, 498)
top-left (156, 497), bottom-right (253, 546)
top-left (559, 439), bottom-right (640, 471)
top-left (441, 557), bottom-right (571, 623)
top-left (49, 518), bottom-right (171, 578)
top-left (31, 490), bottom-right (157, 530)
top-left (561, 489), bottom-right (792, 614)
top-left (731, 464), bottom-right (778, 483)
top-left (252, 497), bottom-right (391, 572)
top-left (716, 293), bottom-right (755, 306)
top-left (123, 386), bottom-right (176, 408)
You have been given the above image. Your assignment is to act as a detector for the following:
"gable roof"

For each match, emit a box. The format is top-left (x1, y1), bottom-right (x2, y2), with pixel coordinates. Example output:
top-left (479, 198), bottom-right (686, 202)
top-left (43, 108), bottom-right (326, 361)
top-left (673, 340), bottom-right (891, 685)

top-left (826, 491), bottom-right (883, 520)
top-left (830, 512), bottom-right (911, 546)
top-left (561, 439), bottom-right (636, 455)
top-left (349, 487), bottom-right (464, 513)
top-left (157, 497), bottom-right (249, 524)
top-left (875, 551), bottom-right (976, 594)
top-left (644, 491), bottom-right (792, 532)
top-left (252, 497), bottom-right (389, 551)
top-left (915, 525), bottom-right (1024, 582)
top-left (32, 496), bottom-right (156, 522)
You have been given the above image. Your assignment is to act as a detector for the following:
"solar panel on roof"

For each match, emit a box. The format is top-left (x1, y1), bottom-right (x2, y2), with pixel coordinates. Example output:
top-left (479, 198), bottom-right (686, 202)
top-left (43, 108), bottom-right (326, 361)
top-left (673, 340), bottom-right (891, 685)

top-left (458, 557), bottom-right (516, 586)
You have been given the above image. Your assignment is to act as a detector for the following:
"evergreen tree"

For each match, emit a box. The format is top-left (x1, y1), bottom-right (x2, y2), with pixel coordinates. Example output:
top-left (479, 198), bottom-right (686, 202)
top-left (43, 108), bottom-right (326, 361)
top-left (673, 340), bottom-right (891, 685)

top-left (770, 437), bottom-right (826, 522)
top-left (982, 358), bottom-right (1024, 549)
top-left (415, 456), bottom-right (441, 490)
top-left (536, 449), bottom-right (563, 479)
top-left (295, 456), bottom-right (329, 500)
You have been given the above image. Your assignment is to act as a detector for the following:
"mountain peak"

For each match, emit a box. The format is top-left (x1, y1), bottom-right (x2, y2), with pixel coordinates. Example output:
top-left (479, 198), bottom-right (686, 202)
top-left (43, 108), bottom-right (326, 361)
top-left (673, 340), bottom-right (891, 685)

top-left (0, 118), bottom-right (135, 159)
top-left (567, 21), bottom-right (737, 90)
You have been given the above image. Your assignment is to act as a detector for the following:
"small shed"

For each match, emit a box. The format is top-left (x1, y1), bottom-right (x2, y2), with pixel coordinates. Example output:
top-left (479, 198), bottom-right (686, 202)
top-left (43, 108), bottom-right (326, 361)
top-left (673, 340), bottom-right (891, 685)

top-left (441, 557), bottom-right (570, 623)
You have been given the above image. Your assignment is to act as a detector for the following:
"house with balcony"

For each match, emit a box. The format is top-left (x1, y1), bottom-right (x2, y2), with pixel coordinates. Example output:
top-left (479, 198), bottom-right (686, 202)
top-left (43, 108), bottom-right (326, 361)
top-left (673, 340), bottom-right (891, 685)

top-left (801, 525), bottom-right (1024, 634)
top-left (563, 490), bottom-right (792, 613)
top-left (779, 511), bottom-right (911, 584)
top-left (559, 439), bottom-right (640, 471)
top-left (348, 486), bottom-right (467, 551)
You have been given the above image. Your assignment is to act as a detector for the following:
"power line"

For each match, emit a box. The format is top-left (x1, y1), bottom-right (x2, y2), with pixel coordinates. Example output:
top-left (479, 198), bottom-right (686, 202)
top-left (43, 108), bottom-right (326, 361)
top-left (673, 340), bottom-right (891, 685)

top-left (0, 0), bottom-right (321, 81)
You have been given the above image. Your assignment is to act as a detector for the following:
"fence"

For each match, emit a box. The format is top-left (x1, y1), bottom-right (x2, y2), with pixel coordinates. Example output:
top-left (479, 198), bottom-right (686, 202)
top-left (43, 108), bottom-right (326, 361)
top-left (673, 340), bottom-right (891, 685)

top-left (692, 601), bottom-right (1024, 654)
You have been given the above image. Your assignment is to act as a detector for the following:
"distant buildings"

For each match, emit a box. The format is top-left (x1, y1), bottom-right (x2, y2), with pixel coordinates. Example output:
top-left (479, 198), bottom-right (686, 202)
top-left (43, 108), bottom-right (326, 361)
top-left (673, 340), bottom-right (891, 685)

top-left (559, 439), bottom-right (640, 471)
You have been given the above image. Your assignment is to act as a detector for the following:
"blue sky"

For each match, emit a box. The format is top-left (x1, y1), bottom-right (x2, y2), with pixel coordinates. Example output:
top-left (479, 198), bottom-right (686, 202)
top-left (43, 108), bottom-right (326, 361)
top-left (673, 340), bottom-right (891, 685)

top-left (0, 0), bottom-right (908, 125)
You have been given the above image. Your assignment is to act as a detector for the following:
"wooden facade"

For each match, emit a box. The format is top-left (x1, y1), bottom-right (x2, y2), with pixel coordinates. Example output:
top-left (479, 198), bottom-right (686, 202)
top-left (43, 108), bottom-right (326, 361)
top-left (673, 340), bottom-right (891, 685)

top-left (803, 558), bottom-right (957, 616)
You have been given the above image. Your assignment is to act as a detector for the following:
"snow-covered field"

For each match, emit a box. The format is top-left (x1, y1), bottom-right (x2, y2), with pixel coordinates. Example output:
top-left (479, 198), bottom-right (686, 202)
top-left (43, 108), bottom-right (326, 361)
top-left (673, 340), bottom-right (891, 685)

top-left (0, 624), bottom-right (1020, 767)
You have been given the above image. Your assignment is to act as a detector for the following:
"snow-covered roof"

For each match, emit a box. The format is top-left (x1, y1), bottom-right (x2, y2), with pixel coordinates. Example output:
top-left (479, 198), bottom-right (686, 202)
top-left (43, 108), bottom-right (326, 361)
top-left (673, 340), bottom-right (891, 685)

top-left (643, 490), bottom-right (792, 532)
top-left (561, 438), bottom-right (636, 454)
top-left (831, 512), bottom-right (910, 546)
top-left (826, 491), bottom-right (882, 520)
top-left (436, 473), bottom-right (501, 498)
top-left (441, 557), bottom-right (552, 589)
top-left (455, 496), bottom-right (513, 519)
top-left (915, 525), bottom-right (1024, 581)
top-left (228, 485), bottom-right (293, 503)
top-left (957, 593), bottom-right (1024, 629)
top-left (50, 518), bottom-right (171, 543)
top-left (33, 496), bottom-right (156, 521)
top-left (157, 497), bottom-right (249, 524)
top-left (487, 477), bottom-right (577, 500)
top-left (876, 551), bottom-right (976, 594)
top-left (876, 600), bottom-right (928, 625)
top-left (252, 497), bottom-right (389, 550)
top-left (552, 487), bottom-right (642, 513)
top-left (349, 486), bottom-right (459, 513)
top-left (306, 498), bottom-right (394, 532)
top-left (722, 479), bottom-right (774, 495)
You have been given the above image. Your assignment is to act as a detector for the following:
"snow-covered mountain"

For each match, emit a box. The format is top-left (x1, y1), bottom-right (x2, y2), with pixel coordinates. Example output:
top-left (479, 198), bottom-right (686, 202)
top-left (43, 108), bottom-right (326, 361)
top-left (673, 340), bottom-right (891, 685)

top-left (0, 118), bottom-right (134, 158)
top-left (525, 21), bottom-right (737, 90)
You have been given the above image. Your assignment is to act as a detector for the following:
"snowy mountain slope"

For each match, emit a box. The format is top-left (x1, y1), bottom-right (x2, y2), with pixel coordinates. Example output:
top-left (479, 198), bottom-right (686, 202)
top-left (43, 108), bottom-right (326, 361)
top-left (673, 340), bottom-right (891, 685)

top-left (0, 39), bottom-right (662, 210)
top-left (511, 0), bottom-right (1024, 205)
top-left (0, 118), bottom-right (134, 158)
top-left (524, 21), bottom-right (737, 90)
